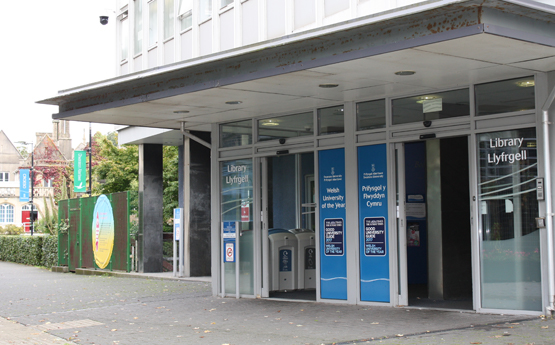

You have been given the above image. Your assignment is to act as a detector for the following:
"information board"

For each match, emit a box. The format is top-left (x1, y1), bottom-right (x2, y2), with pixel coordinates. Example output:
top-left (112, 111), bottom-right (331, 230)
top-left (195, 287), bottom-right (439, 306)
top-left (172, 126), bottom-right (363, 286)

top-left (358, 144), bottom-right (390, 302)
top-left (319, 148), bottom-right (347, 300)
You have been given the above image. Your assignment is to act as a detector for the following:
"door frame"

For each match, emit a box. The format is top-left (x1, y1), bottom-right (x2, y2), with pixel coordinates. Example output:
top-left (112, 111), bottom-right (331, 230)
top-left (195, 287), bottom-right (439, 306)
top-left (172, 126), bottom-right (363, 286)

top-left (394, 136), bottom-right (476, 309)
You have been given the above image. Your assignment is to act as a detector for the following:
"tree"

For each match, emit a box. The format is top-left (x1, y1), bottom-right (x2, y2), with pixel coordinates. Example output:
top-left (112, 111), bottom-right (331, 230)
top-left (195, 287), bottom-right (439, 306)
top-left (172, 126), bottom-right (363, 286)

top-left (92, 133), bottom-right (179, 230)
top-left (93, 132), bottom-right (139, 195)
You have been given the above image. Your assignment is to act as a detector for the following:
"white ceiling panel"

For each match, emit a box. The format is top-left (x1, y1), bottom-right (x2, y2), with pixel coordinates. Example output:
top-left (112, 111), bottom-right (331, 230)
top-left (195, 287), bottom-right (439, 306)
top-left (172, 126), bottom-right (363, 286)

top-left (416, 35), bottom-right (555, 65)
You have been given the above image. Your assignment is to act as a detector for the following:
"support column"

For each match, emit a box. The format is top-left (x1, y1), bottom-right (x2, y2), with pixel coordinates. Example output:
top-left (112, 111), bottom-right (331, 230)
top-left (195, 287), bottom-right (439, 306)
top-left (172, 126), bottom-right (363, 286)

top-left (179, 131), bottom-right (212, 277)
top-left (138, 144), bottom-right (164, 273)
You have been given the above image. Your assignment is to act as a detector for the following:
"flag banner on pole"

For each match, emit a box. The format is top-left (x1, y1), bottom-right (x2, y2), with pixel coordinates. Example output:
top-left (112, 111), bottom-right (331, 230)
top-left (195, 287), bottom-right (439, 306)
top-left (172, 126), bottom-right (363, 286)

top-left (20, 169), bottom-right (30, 202)
top-left (74, 150), bottom-right (87, 193)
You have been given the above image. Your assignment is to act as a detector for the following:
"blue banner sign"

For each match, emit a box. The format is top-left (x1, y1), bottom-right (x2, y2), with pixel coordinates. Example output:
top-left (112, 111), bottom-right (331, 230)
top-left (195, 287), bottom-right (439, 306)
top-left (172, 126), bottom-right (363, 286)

top-left (358, 144), bottom-right (390, 302)
top-left (19, 169), bottom-right (30, 202)
top-left (319, 148), bottom-right (347, 300)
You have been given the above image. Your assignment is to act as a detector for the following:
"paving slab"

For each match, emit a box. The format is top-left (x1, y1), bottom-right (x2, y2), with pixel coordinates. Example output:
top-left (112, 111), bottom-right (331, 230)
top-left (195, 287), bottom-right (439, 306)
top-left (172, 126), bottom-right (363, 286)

top-left (1, 261), bottom-right (553, 345)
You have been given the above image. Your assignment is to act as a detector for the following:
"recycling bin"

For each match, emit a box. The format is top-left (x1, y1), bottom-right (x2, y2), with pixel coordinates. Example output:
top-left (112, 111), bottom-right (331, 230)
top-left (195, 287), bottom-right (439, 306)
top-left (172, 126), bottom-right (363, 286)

top-left (289, 229), bottom-right (316, 290)
top-left (268, 228), bottom-right (298, 291)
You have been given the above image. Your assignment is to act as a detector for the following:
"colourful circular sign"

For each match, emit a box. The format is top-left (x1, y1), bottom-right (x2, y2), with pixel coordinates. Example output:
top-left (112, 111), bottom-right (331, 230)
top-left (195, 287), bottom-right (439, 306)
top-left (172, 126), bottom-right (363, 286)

top-left (92, 195), bottom-right (115, 269)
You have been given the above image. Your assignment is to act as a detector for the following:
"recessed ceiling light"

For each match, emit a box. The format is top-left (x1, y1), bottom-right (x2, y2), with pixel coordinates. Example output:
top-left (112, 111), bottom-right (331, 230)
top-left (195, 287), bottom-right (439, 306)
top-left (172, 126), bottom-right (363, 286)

top-left (395, 70), bottom-right (416, 76)
top-left (516, 80), bottom-right (535, 87)
top-left (173, 110), bottom-right (190, 114)
top-left (225, 101), bottom-right (242, 105)
top-left (261, 119), bottom-right (280, 126)
top-left (319, 83), bottom-right (339, 88)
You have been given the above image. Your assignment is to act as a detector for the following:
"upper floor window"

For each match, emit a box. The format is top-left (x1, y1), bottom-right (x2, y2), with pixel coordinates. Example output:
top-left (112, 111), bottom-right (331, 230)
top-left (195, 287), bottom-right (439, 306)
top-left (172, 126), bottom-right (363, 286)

top-left (179, 0), bottom-right (192, 31)
top-left (475, 76), bottom-right (535, 116)
top-left (220, 120), bottom-right (252, 148)
top-left (199, 0), bottom-right (212, 22)
top-left (134, 0), bottom-right (143, 55)
top-left (392, 88), bottom-right (469, 125)
top-left (0, 172), bottom-right (8, 182)
top-left (44, 179), bottom-right (53, 188)
top-left (357, 99), bottom-right (386, 131)
top-left (318, 105), bottom-right (344, 135)
top-left (149, 0), bottom-right (158, 47)
top-left (164, 0), bottom-right (175, 40)
top-left (258, 112), bottom-right (314, 142)
top-left (120, 14), bottom-right (129, 61)
top-left (221, 0), bottom-right (233, 8)
top-left (0, 204), bottom-right (14, 223)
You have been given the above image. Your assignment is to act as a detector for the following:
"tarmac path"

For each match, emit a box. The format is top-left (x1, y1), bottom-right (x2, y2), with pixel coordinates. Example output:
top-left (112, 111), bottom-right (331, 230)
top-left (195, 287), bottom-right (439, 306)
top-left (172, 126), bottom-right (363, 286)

top-left (1, 261), bottom-right (553, 345)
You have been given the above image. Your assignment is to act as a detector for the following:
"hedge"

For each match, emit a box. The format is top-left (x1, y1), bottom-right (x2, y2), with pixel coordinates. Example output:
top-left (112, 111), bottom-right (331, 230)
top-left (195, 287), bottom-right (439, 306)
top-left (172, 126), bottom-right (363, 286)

top-left (0, 235), bottom-right (58, 268)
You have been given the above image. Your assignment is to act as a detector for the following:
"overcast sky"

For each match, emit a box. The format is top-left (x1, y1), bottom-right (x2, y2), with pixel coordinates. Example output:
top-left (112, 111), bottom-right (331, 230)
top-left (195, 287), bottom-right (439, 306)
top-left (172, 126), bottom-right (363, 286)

top-left (1, 0), bottom-right (117, 148)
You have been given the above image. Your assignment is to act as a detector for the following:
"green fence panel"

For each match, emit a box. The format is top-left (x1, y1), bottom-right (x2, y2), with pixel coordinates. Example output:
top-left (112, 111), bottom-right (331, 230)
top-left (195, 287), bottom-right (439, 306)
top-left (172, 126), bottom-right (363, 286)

top-left (57, 192), bottom-right (130, 272)
top-left (80, 196), bottom-right (97, 268)
top-left (58, 199), bottom-right (69, 266)
top-left (68, 198), bottom-right (81, 272)
top-left (111, 192), bottom-right (130, 271)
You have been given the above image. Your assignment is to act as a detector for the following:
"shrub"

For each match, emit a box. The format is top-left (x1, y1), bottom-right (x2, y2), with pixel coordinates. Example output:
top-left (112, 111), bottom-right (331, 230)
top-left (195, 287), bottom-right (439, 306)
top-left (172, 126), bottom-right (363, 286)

top-left (0, 224), bottom-right (24, 235)
top-left (0, 235), bottom-right (58, 268)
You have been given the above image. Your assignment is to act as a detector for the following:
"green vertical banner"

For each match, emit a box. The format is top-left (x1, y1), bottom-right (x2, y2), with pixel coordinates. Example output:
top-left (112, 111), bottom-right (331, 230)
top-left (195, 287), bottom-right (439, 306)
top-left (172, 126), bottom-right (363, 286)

top-left (74, 150), bottom-right (87, 193)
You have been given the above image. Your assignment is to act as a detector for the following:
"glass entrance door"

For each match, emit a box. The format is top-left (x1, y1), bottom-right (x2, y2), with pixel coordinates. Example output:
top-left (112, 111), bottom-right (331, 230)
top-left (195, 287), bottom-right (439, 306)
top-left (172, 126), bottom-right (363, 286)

top-left (260, 152), bottom-right (316, 300)
top-left (396, 137), bottom-right (473, 310)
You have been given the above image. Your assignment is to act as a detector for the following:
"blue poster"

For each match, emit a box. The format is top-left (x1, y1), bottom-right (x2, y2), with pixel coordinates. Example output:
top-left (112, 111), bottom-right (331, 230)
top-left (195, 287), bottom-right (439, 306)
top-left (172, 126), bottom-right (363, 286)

top-left (19, 169), bottom-right (30, 202)
top-left (358, 144), bottom-right (390, 302)
top-left (319, 149), bottom-right (347, 300)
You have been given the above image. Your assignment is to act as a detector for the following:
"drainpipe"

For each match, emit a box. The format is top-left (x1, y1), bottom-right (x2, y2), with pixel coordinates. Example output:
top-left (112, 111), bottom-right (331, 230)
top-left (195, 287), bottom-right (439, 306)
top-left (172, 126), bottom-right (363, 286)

top-left (542, 85), bottom-right (555, 316)
top-left (180, 122), bottom-right (211, 149)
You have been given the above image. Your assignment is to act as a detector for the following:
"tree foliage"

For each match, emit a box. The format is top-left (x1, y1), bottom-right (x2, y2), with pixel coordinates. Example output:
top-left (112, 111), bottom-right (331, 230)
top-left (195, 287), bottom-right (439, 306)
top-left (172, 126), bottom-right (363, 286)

top-left (93, 132), bottom-right (139, 195)
top-left (92, 132), bottom-right (179, 229)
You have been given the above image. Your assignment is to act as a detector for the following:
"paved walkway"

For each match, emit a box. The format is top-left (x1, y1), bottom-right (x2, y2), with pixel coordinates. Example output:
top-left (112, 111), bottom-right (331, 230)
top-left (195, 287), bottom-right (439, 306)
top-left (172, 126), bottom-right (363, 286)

top-left (1, 261), bottom-right (554, 345)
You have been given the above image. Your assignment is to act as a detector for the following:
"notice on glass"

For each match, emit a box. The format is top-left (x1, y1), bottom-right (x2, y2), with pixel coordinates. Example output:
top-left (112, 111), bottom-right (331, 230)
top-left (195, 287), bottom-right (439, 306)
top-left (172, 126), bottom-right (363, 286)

top-left (406, 203), bottom-right (426, 218)
top-left (324, 218), bottom-right (344, 256)
top-left (364, 217), bottom-right (386, 256)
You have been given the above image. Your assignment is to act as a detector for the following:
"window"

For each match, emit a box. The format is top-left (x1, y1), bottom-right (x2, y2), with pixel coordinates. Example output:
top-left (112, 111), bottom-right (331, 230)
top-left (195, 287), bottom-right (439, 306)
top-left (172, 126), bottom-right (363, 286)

top-left (258, 112), bottom-right (313, 141)
top-left (134, 0), bottom-right (143, 55)
top-left (120, 14), bottom-right (129, 61)
top-left (0, 172), bottom-right (8, 182)
top-left (179, 0), bottom-right (192, 31)
top-left (220, 120), bottom-right (252, 148)
top-left (475, 76), bottom-right (535, 116)
top-left (44, 179), bottom-right (53, 188)
top-left (199, 0), bottom-right (212, 22)
top-left (392, 88), bottom-right (469, 125)
top-left (357, 99), bottom-right (386, 131)
top-left (318, 105), bottom-right (344, 135)
top-left (221, 0), bottom-right (233, 8)
top-left (0, 204), bottom-right (14, 223)
top-left (164, 0), bottom-right (174, 40)
top-left (149, 0), bottom-right (158, 47)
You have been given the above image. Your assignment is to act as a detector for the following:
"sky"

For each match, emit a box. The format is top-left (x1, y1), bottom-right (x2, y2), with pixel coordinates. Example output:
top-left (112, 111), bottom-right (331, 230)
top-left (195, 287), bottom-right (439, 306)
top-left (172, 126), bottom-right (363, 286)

top-left (1, 0), bottom-right (117, 149)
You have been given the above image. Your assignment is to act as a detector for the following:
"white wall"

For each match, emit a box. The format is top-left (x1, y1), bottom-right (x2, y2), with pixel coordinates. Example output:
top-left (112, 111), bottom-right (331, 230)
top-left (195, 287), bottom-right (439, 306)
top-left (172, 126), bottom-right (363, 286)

top-left (116, 0), bottom-right (435, 76)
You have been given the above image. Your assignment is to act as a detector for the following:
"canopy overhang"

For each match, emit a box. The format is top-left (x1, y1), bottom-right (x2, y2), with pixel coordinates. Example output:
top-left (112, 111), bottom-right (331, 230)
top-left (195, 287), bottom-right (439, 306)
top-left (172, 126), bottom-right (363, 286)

top-left (38, 0), bottom-right (555, 135)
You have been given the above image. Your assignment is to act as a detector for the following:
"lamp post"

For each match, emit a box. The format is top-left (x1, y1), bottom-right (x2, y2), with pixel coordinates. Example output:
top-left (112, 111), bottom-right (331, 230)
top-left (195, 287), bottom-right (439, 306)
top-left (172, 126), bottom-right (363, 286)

top-left (16, 141), bottom-right (35, 236)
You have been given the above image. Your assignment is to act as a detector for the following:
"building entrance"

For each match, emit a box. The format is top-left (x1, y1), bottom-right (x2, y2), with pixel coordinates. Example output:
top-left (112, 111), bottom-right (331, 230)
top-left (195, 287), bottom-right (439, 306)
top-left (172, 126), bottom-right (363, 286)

top-left (397, 137), bottom-right (473, 310)
top-left (261, 152), bottom-right (316, 300)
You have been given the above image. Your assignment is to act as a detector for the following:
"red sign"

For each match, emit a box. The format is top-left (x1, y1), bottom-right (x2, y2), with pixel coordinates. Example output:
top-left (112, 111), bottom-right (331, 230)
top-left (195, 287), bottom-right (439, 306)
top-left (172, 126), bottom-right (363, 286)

top-left (241, 202), bottom-right (249, 222)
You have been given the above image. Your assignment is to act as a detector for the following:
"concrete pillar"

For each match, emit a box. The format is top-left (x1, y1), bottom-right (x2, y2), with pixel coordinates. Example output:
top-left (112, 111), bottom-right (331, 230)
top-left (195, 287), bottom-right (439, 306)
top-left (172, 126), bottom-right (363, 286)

top-left (179, 131), bottom-right (211, 277)
top-left (138, 144), bottom-right (163, 273)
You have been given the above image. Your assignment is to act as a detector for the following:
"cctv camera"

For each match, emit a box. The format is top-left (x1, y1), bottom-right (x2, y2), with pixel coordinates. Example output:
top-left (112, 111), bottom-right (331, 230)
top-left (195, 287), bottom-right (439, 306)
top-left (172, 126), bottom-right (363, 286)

top-left (100, 16), bottom-right (109, 25)
top-left (279, 138), bottom-right (286, 145)
top-left (423, 120), bottom-right (432, 128)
